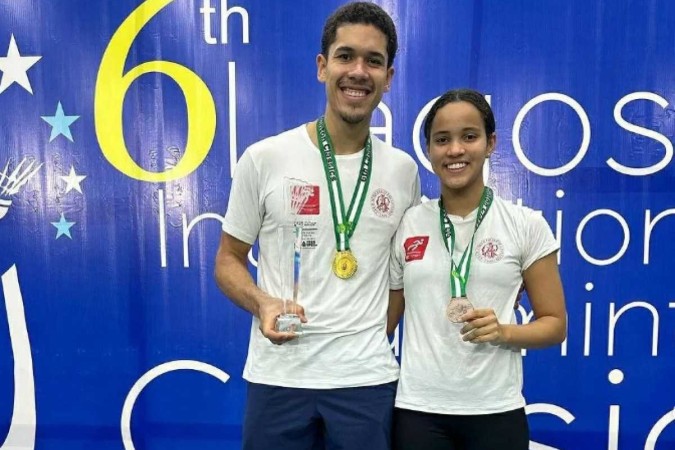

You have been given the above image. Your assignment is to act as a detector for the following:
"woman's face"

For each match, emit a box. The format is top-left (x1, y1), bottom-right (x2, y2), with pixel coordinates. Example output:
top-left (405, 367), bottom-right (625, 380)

top-left (427, 101), bottom-right (496, 197)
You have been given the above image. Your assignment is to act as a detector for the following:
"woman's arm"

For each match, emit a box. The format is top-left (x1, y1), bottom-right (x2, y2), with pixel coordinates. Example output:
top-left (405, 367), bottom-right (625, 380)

top-left (460, 252), bottom-right (566, 348)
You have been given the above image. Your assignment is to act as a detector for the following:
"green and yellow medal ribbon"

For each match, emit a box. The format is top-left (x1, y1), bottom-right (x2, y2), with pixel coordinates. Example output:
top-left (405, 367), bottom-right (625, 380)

top-left (438, 187), bottom-right (494, 297)
top-left (316, 116), bottom-right (372, 279)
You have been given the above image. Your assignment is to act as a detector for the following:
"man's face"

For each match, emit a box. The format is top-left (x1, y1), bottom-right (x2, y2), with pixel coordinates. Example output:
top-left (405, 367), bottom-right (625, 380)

top-left (317, 24), bottom-right (394, 126)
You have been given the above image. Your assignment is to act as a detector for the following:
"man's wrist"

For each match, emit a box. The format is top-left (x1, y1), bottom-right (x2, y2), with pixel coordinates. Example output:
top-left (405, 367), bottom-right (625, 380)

top-left (251, 290), bottom-right (276, 318)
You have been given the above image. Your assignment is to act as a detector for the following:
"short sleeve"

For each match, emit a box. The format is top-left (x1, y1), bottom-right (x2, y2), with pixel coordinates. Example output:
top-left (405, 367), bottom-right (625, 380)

top-left (389, 223), bottom-right (405, 290)
top-left (222, 149), bottom-right (263, 245)
top-left (410, 171), bottom-right (422, 208)
top-left (522, 211), bottom-right (559, 271)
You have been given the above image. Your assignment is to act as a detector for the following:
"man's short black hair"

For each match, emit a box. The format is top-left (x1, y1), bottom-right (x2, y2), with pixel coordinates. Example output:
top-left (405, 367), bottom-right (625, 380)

top-left (321, 2), bottom-right (398, 68)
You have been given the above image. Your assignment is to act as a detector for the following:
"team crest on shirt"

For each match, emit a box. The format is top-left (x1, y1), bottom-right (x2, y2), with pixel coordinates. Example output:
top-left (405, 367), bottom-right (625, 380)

top-left (290, 184), bottom-right (320, 215)
top-left (404, 236), bottom-right (429, 262)
top-left (475, 238), bottom-right (504, 263)
top-left (370, 188), bottom-right (394, 218)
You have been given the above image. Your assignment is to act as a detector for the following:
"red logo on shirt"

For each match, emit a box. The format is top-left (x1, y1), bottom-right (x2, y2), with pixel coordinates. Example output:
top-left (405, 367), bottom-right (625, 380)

top-left (291, 185), bottom-right (320, 215)
top-left (475, 238), bottom-right (504, 263)
top-left (404, 236), bottom-right (430, 262)
top-left (371, 188), bottom-right (394, 218)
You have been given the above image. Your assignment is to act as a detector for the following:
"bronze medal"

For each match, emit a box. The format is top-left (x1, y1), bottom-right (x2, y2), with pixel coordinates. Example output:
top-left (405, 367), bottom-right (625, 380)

top-left (332, 250), bottom-right (358, 279)
top-left (446, 297), bottom-right (474, 323)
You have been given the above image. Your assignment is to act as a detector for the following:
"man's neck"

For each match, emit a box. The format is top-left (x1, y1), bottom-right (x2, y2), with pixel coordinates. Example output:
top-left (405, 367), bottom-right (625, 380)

top-left (307, 111), bottom-right (371, 155)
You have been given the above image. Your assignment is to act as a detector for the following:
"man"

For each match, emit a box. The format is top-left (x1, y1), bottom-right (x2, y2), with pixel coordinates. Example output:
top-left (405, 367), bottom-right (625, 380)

top-left (215, 3), bottom-right (420, 449)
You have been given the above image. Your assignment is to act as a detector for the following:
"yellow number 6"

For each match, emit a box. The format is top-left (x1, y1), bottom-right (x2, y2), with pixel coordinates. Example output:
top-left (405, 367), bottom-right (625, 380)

top-left (95, 0), bottom-right (216, 182)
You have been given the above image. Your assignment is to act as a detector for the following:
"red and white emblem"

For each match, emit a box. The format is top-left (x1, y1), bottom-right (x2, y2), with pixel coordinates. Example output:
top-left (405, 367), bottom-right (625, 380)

top-left (370, 188), bottom-right (394, 218)
top-left (291, 185), bottom-right (320, 215)
top-left (475, 238), bottom-right (504, 263)
top-left (404, 236), bottom-right (429, 262)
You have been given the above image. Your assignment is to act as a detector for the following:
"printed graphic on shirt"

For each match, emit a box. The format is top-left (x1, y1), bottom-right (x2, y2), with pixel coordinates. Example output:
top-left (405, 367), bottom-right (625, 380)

top-left (370, 188), bottom-right (394, 218)
top-left (290, 184), bottom-right (320, 215)
top-left (475, 238), bottom-right (504, 263)
top-left (298, 220), bottom-right (318, 250)
top-left (404, 236), bottom-right (430, 262)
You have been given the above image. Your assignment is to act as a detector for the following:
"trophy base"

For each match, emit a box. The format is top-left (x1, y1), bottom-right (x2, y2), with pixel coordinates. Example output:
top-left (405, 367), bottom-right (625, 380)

top-left (275, 314), bottom-right (303, 334)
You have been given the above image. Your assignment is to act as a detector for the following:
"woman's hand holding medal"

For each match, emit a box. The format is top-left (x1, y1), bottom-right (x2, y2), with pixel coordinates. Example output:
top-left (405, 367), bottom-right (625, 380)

top-left (459, 308), bottom-right (509, 345)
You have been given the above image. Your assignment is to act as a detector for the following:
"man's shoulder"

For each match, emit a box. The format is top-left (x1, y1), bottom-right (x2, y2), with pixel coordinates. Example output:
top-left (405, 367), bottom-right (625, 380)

top-left (246, 124), bottom-right (308, 155)
top-left (371, 136), bottom-right (418, 170)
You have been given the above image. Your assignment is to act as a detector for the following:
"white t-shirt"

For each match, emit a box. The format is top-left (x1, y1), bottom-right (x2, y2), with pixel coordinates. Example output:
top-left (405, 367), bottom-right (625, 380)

top-left (223, 124), bottom-right (420, 388)
top-left (390, 195), bottom-right (558, 414)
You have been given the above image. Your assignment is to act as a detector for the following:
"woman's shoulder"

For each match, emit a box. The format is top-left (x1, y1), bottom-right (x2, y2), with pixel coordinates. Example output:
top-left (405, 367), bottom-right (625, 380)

top-left (401, 198), bottom-right (438, 223)
top-left (492, 194), bottom-right (542, 221)
top-left (489, 194), bottom-right (553, 238)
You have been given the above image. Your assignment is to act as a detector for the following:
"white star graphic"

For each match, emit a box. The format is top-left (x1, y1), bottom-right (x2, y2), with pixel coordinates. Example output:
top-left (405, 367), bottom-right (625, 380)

top-left (0, 34), bottom-right (42, 94)
top-left (60, 166), bottom-right (86, 194)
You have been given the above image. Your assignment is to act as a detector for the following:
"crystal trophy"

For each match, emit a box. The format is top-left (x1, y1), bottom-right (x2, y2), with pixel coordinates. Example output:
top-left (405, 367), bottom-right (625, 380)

top-left (275, 180), bottom-right (313, 334)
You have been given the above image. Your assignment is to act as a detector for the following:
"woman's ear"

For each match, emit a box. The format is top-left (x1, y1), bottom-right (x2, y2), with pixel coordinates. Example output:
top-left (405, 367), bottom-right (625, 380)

top-left (486, 132), bottom-right (497, 157)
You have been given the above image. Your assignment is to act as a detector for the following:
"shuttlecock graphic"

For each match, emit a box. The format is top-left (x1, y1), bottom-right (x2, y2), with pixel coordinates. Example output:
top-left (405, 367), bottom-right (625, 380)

top-left (0, 158), bottom-right (42, 220)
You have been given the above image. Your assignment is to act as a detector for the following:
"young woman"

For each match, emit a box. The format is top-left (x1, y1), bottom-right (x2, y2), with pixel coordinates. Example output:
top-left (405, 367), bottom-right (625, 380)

top-left (388, 89), bottom-right (566, 450)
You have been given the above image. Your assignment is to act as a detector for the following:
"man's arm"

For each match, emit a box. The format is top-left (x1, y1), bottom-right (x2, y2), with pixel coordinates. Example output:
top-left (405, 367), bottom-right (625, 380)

top-left (214, 232), bottom-right (305, 344)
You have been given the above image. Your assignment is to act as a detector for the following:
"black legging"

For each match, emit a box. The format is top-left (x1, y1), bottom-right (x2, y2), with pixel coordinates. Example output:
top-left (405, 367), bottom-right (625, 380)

top-left (393, 407), bottom-right (529, 450)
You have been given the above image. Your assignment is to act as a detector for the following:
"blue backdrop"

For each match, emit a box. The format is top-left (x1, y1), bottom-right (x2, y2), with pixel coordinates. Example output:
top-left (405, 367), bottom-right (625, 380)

top-left (1, 0), bottom-right (674, 448)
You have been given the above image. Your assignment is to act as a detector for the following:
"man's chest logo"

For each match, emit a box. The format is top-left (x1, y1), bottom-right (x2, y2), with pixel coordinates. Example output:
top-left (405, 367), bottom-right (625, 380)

top-left (370, 188), bottom-right (394, 218)
top-left (291, 185), bottom-right (320, 215)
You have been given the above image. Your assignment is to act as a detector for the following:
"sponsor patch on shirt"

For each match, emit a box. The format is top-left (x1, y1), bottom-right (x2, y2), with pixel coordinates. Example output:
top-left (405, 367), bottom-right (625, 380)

top-left (475, 238), bottom-right (504, 263)
top-left (370, 188), bottom-right (394, 218)
top-left (404, 236), bottom-right (429, 262)
top-left (291, 185), bottom-right (320, 215)
top-left (298, 221), bottom-right (318, 249)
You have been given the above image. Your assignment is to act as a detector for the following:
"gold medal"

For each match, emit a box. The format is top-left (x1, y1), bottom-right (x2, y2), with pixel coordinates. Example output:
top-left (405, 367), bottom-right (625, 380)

top-left (332, 251), bottom-right (358, 279)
